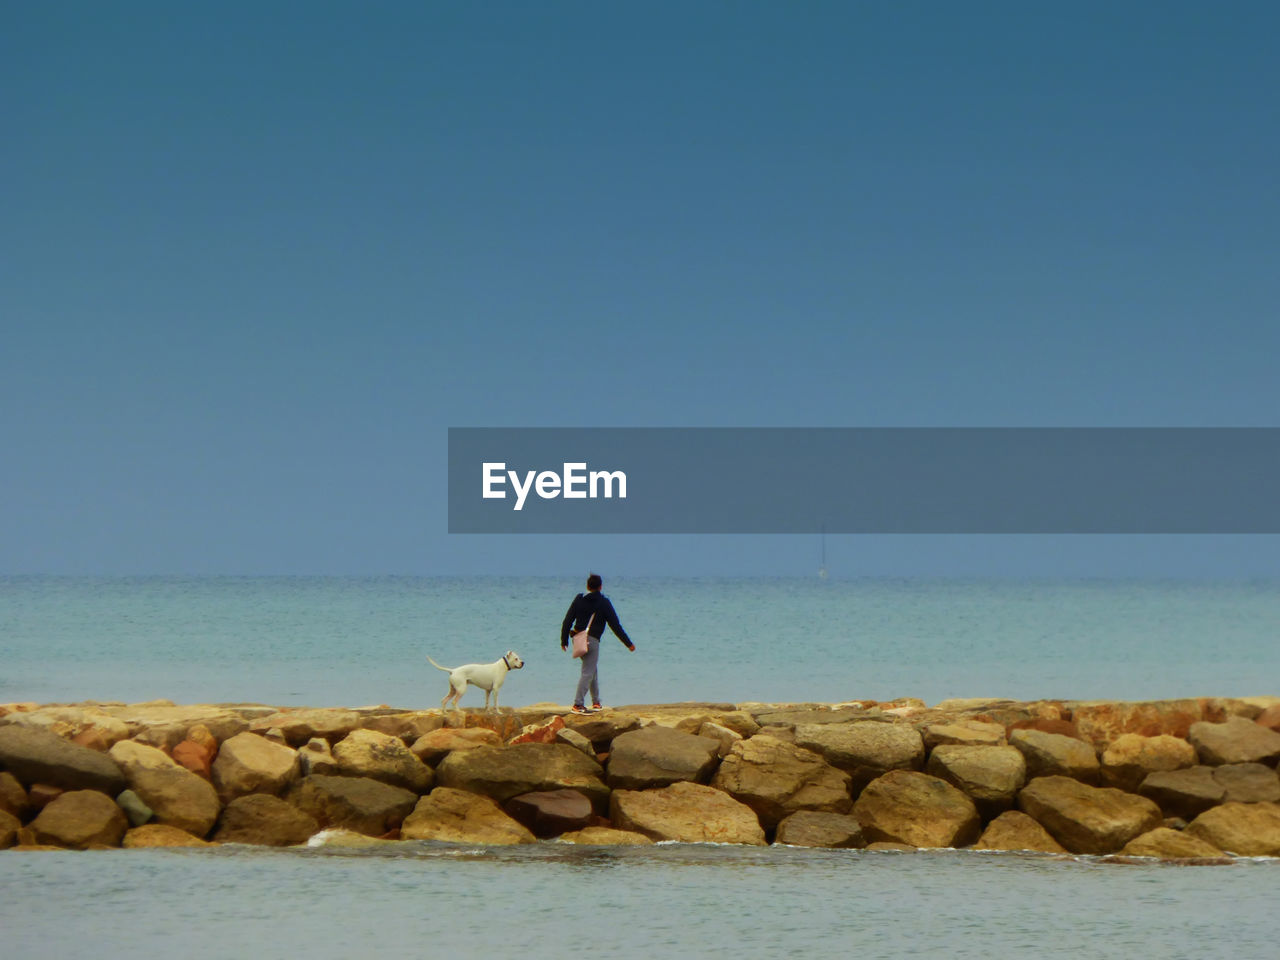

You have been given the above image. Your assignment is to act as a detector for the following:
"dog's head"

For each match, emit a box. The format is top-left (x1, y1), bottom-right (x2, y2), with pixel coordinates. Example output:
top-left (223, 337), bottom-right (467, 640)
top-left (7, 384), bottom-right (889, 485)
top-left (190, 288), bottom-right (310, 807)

top-left (504, 651), bottom-right (524, 669)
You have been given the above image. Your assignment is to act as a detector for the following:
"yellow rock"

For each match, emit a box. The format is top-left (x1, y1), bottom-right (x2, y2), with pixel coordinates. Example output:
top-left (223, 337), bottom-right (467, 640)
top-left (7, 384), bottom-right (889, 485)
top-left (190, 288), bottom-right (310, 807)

top-left (557, 826), bottom-right (653, 845)
top-left (123, 824), bottom-right (218, 848)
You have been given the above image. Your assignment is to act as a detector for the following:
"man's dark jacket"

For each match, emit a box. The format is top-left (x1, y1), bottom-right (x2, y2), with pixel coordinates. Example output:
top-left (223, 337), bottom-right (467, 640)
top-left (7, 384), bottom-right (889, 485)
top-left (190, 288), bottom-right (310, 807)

top-left (560, 591), bottom-right (633, 648)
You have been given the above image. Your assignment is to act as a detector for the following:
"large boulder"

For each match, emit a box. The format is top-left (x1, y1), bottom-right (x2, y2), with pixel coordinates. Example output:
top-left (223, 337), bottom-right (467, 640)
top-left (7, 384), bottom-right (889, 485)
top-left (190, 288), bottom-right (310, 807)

top-left (774, 811), bottom-right (865, 848)
top-left (708, 736), bottom-right (851, 829)
top-left (410, 728), bottom-right (501, 765)
top-left (925, 745), bottom-right (1026, 818)
top-left (1018, 776), bottom-right (1162, 854)
top-left (793, 721), bottom-right (925, 791)
top-left (606, 727), bottom-right (721, 790)
top-left (972, 810), bottom-right (1068, 854)
top-left (0, 726), bottom-right (126, 795)
top-left (1120, 827), bottom-right (1226, 860)
top-left (214, 794), bottom-right (320, 846)
top-left (922, 720), bottom-right (1006, 749)
top-left (123, 824), bottom-right (218, 848)
top-left (1138, 767), bottom-right (1226, 819)
top-left (1099, 734), bottom-right (1198, 791)
top-left (109, 740), bottom-right (221, 837)
top-left (1212, 763), bottom-right (1280, 804)
top-left (852, 770), bottom-right (981, 849)
top-left (610, 782), bottom-right (766, 845)
top-left (401, 788), bottom-right (535, 845)
top-left (286, 775), bottom-right (418, 837)
top-left (332, 729), bottom-right (433, 793)
top-left (249, 709), bottom-right (361, 747)
top-left (436, 744), bottom-right (608, 809)
top-left (212, 732), bottom-right (301, 801)
top-left (1009, 730), bottom-right (1099, 784)
top-left (1188, 717), bottom-right (1280, 766)
top-left (502, 789), bottom-right (593, 838)
top-left (1185, 802), bottom-right (1280, 856)
top-left (28, 790), bottom-right (127, 849)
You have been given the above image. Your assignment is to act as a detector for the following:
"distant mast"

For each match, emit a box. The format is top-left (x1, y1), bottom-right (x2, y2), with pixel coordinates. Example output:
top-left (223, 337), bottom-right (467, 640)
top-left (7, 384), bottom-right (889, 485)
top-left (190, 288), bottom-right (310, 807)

top-left (818, 525), bottom-right (828, 580)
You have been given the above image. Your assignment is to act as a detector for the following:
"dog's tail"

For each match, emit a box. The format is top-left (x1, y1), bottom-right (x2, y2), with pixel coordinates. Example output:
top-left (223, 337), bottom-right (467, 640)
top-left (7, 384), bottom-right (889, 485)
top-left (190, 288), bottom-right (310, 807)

top-left (426, 656), bottom-right (453, 673)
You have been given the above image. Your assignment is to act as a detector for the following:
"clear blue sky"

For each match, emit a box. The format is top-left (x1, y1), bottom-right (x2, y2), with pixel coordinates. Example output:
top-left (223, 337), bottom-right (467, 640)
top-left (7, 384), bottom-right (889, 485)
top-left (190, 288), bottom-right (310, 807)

top-left (3, 2), bottom-right (1278, 576)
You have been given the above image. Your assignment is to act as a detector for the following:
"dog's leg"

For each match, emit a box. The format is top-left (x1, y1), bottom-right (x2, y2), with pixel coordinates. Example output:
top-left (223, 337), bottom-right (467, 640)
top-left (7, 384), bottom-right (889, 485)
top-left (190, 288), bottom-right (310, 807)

top-left (444, 680), bottom-right (464, 711)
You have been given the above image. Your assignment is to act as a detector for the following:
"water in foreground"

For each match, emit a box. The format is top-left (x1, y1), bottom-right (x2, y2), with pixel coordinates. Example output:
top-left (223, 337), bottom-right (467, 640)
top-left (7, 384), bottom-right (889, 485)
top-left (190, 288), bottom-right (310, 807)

top-left (3, 842), bottom-right (1275, 959)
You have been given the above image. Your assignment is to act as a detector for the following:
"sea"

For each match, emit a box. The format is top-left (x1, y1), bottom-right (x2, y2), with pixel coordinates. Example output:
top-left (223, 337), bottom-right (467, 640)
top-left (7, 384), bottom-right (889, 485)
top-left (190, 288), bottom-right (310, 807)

top-left (2, 575), bottom-right (1278, 958)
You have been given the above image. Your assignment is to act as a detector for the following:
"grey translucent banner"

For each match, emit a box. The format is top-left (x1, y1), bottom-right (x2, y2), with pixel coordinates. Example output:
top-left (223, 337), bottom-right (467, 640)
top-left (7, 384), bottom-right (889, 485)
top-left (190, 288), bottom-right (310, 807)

top-left (447, 428), bottom-right (1280, 533)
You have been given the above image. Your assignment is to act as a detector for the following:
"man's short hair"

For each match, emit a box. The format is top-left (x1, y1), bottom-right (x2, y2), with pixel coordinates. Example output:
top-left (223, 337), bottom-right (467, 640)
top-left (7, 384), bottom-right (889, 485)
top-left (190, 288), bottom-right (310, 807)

top-left (586, 573), bottom-right (603, 591)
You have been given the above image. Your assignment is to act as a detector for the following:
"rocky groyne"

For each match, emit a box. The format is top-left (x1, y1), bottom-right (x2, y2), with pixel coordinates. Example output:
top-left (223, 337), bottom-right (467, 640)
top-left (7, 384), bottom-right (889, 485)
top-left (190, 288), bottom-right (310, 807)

top-left (2, 696), bottom-right (1279, 861)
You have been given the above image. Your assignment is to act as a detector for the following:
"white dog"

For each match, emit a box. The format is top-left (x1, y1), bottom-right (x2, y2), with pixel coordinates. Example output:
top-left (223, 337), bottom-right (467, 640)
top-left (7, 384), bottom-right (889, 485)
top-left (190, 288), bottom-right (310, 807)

top-left (427, 651), bottom-right (524, 711)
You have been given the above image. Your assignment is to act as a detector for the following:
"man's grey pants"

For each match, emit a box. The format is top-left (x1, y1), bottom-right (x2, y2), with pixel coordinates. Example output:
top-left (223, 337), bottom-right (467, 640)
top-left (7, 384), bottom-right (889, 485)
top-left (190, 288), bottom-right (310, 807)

top-left (574, 637), bottom-right (601, 707)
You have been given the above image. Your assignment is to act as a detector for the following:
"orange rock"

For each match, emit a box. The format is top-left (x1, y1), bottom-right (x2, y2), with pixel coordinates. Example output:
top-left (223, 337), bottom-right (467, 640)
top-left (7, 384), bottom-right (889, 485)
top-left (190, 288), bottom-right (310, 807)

top-left (172, 740), bottom-right (213, 779)
top-left (71, 728), bottom-right (114, 753)
top-left (186, 724), bottom-right (220, 760)
top-left (1070, 700), bottom-right (1206, 749)
top-left (510, 716), bottom-right (566, 745)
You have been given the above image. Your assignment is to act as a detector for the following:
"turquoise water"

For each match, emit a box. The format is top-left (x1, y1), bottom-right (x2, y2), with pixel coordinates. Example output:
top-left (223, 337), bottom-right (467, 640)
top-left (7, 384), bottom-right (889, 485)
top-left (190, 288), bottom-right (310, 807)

top-left (1, 576), bottom-right (1277, 707)
top-left (2, 843), bottom-right (1275, 959)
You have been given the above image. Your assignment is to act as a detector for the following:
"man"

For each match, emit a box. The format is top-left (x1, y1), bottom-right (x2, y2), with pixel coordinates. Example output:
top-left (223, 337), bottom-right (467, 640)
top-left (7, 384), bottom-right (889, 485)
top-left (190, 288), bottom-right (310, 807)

top-left (560, 572), bottom-right (636, 714)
